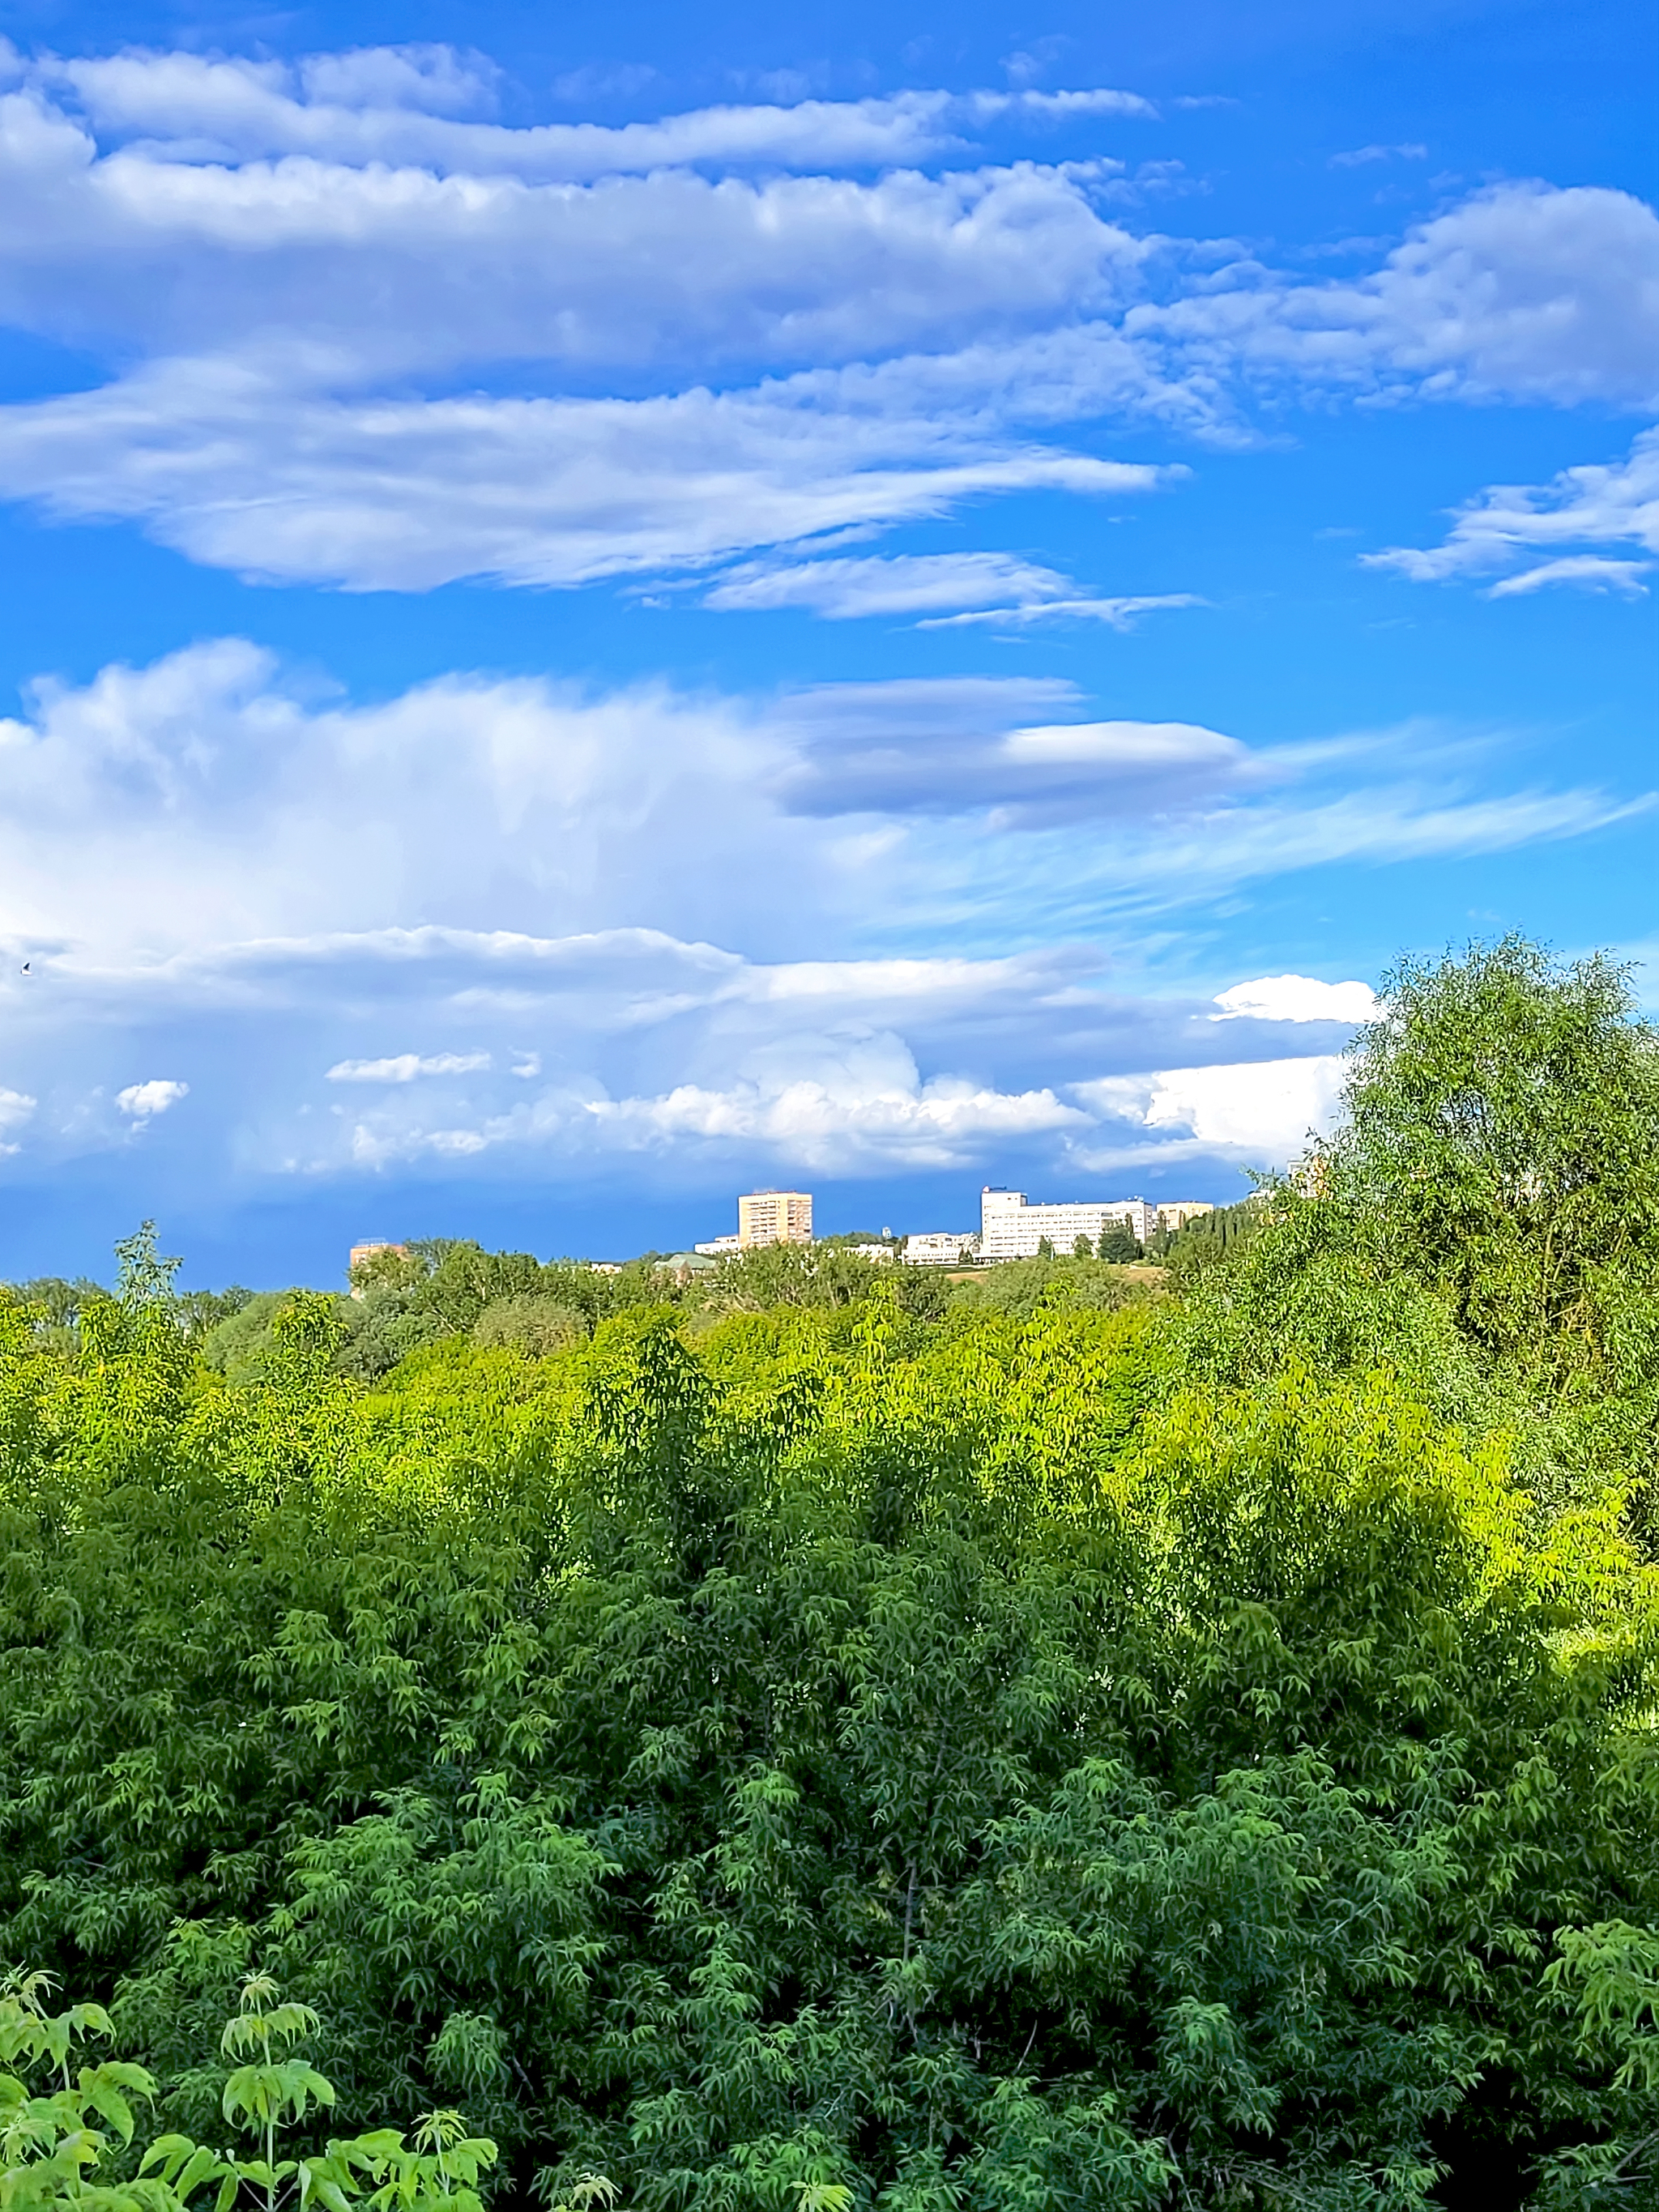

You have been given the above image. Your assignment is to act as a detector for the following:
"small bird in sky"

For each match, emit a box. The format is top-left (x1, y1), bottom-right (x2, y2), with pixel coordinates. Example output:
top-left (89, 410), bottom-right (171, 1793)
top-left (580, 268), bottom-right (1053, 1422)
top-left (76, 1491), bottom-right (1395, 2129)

top-left (19, 962), bottom-right (28, 974)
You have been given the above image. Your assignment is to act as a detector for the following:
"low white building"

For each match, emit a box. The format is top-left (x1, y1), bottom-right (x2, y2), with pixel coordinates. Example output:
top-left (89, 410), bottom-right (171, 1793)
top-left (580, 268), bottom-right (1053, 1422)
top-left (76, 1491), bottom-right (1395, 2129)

top-left (904, 1232), bottom-right (980, 1267)
top-left (979, 1188), bottom-right (1156, 1259)
top-left (693, 1234), bottom-right (743, 1257)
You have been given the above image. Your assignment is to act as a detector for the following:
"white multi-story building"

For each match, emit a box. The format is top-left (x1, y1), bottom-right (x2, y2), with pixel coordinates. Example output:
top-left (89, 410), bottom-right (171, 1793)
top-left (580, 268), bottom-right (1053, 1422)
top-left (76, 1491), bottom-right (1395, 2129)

top-left (979, 1188), bottom-right (1156, 1259)
top-left (904, 1232), bottom-right (981, 1267)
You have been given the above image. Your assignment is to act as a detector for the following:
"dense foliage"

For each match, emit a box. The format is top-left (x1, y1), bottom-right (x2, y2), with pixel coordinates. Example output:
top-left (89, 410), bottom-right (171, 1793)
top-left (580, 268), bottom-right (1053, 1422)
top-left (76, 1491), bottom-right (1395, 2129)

top-left (3, 940), bottom-right (1658, 2209)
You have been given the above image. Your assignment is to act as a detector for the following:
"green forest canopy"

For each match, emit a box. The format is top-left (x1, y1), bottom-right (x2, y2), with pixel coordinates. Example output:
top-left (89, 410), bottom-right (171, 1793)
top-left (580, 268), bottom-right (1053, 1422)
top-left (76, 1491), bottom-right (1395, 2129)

top-left (3, 937), bottom-right (1659, 2210)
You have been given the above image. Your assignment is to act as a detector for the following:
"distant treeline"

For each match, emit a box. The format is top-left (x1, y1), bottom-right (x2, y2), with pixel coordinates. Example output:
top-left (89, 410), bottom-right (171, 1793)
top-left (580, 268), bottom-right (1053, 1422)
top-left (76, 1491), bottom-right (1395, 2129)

top-left (15, 1236), bottom-right (1174, 1385)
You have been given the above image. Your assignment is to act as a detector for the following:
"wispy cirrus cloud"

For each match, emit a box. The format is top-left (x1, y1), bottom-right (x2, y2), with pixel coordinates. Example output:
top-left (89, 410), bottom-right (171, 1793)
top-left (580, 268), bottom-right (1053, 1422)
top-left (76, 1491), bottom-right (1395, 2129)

top-left (702, 550), bottom-right (1200, 627)
top-left (0, 361), bottom-right (1167, 590)
top-left (1365, 426), bottom-right (1659, 595)
top-left (1328, 143), bottom-right (1427, 168)
top-left (919, 592), bottom-right (1200, 629)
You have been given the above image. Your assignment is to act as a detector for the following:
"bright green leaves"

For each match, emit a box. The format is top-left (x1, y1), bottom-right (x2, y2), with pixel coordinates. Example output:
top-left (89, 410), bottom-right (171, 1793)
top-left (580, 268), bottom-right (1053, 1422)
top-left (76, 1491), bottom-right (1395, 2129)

top-left (2, 1971), bottom-right (497, 2212)
top-left (1, 1969), bottom-right (161, 2210)
top-left (220, 1975), bottom-right (336, 2157)
top-left (1549, 1920), bottom-right (1659, 2095)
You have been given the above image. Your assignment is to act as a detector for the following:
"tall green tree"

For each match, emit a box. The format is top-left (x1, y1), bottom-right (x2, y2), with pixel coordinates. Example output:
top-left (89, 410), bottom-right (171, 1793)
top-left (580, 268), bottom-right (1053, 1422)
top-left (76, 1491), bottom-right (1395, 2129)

top-left (1325, 936), bottom-right (1659, 1363)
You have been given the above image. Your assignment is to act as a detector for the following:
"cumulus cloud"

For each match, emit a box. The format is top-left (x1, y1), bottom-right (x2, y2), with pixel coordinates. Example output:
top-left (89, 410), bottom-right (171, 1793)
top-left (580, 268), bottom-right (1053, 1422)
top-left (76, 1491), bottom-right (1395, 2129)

top-left (0, 100), bottom-right (1147, 377)
top-left (1081, 1054), bottom-right (1347, 1162)
top-left (1212, 974), bottom-right (1377, 1021)
top-left (1138, 182), bottom-right (1659, 409)
top-left (0, 639), bottom-right (804, 957)
top-left (589, 1059), bottom-right (1085, 1169)
top-left (117, 1077), bottom-right (188, 1118)
top-left (343, 1029), bottom-right (1088, 1174)
top-left (1364, 426), bottom-right (1659, 594)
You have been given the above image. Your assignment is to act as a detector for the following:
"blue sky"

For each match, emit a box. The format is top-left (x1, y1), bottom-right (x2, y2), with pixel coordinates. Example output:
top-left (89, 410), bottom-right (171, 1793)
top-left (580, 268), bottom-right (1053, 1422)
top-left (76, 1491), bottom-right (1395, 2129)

top-left (0, 0), bottom-right (1653, 1284)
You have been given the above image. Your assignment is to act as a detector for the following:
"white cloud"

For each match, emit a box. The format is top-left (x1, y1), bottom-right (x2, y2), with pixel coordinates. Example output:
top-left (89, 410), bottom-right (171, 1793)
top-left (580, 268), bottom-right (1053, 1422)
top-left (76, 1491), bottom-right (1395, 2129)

top-left (1138, 182), bottom-right (1659, 409)
top-left (702, 550), bottom-right (1200, 628)
top-left (0, 640), bottom-right (807, 957)
top-left (0, 99), bottom-right (1147, 378)
top-left (704, 551), bottom-right (1079, 616)
top-left (1486, 555), bottom-right (1651, 596)
top-left (36, 57), bottom-right (1151, 181)
top-left (1328, 143), bottom-right (1427, 168)
top-left (326, 1051), bottom-right (493, 1081)
top-left (774, 686), bottom-right (1257, 825)
top-left (1365, 427), bottom-right (1659, 592)
top-left (296, 45), bottom-right (501, 115)
top-left (0, 360), bottom-right (1162, 590)
top-left (0, 1085), bottom-right (36, 1153)
top-left (588, 1074), bottom-right (1082, 1168)
top-left (0, 646), bottom-right (1643, 1193)
top-left (0, 44), bottom-right (1644, 599)
top-left (117, 1076), bottom-right (188, 1118)
top-left (1081, 1054), bottom-right (1346, 1162)
top-left (969, 87), bottom-right (1156, 122)
top-left (0, 651), bottom-right (1638, 1000)
top-left (1212, 974), bottom-right (1377, 1021)
top-left (335, 1025), bottom-right (1086, 1174)
top-left (918, 593), bottom-right (1200, 629)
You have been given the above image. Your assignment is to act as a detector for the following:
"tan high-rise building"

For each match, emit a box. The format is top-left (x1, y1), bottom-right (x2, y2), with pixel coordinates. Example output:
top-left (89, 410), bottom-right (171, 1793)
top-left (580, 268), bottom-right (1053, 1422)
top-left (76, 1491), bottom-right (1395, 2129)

top-left (1157, 1203), bottom-right (1216, 1234)
top-left (738, 1189), bottom-right (813, 1247)
top-left (347, 1240), bottom-right (410, 1297)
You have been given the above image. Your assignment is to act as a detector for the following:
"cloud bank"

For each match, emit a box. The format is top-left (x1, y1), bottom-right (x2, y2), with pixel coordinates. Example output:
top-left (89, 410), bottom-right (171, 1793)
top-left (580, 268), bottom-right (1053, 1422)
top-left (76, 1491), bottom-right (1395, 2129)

top-left (0, 41), bottom-right (1648, 592)
top-left (0, 642), bottom-right (1642, 1198)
